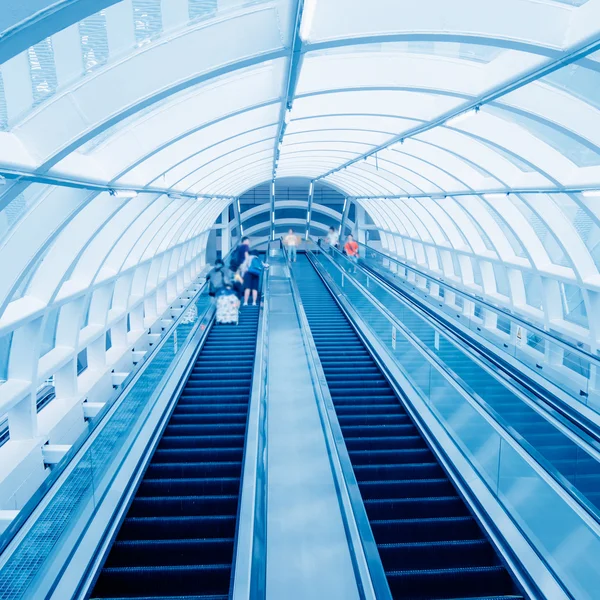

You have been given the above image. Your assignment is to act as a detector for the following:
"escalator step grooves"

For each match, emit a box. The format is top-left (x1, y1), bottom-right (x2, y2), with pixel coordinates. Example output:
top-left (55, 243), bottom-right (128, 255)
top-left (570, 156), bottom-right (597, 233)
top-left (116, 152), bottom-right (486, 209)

top-left (293, 255), bottom-right (523, 600)
top-left (91, 306), bottom-right (260, 600)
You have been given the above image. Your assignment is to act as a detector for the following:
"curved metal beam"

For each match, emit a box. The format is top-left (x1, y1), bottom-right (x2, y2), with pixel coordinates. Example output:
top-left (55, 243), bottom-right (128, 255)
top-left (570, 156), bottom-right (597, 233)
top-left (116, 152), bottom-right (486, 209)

top-left (315, 32), bottom-right (600, 181)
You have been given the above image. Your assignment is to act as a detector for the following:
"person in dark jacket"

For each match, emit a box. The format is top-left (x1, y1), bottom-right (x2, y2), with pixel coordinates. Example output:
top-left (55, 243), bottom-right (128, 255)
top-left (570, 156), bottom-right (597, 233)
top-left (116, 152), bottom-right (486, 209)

top-left (230, 237), bottom-right (250, 272)
top-left (206, 259), bottom-right (232, 297)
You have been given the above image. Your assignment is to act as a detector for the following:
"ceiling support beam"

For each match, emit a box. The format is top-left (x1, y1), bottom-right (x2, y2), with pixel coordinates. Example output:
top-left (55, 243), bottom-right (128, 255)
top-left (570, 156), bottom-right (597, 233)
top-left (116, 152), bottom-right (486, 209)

top-left (270, 181), bottom-right (276, 241)
top-left (314, 32), bottom-right (600, 182)
top-left (339, 197), bottom-right (352, 240)
top-left (349, 185), bottom-right (600, 200)
top-left (305, 180), bottom-right (314, 240)
top-left (0, 167), bottom-right (233, 201)
top-left (233, 197), bottom-right (243, 241)
top-left (272, 0), bottom-right (306, 180)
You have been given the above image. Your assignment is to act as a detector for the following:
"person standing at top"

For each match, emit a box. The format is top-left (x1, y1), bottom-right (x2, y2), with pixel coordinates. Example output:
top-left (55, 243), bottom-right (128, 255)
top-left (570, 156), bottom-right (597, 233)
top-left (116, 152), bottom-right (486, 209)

top-left (344, 234), bottom-right (359, 272)
top-left (283, 228), bottom-right (300, 262)
top-left (325, 226), bottom-right (340, 252)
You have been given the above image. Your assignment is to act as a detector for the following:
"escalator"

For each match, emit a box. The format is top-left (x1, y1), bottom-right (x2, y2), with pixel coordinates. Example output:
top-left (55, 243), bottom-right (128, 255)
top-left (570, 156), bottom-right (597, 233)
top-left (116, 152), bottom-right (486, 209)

top-left (346, 254), bottom-right (600, 514)
top-left (91, 305), bottom-right (260, 600)
top-left (293, 255), bottom-right (523, 600)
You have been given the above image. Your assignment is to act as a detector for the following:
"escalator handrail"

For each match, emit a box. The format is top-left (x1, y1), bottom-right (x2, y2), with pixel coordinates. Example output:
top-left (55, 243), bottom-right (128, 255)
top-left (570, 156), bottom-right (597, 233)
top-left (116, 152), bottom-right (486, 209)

top-left (358, 256), bottom-right (600, 446)
top-left (352, 241), bottom-right (598, 366)
top-left (309, 246), bottom-right (600, 529)
top-left (327, 243), bottom-right (600, 449)
top-left (231, 244), bottom-right (271, 600)
top-left (285, 246), bottom-right (390, 600)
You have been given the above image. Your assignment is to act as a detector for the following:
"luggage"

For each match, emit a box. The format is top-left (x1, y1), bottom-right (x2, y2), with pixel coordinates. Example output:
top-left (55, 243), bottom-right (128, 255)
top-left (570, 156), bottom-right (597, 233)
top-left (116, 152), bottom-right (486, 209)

top-left (216, 290), bottom-right (239, 325)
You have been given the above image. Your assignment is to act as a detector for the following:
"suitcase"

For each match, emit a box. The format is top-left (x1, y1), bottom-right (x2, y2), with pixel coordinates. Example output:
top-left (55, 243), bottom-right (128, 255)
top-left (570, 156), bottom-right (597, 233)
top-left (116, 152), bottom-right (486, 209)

top-left (216, 291), bottom-right (239, 324)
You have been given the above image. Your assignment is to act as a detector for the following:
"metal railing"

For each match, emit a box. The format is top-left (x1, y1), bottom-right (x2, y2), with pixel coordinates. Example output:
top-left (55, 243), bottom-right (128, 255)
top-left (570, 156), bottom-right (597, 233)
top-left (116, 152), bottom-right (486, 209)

top-left (346, 241), bottom-right (600, 413)
top-left (232, 241), bottom-right (271, 600)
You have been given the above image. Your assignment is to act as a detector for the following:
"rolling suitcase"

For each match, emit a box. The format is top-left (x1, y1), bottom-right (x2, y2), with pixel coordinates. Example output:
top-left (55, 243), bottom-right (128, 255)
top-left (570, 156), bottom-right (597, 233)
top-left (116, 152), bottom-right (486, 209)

top-left (216, 289), bottom-right (239, 325)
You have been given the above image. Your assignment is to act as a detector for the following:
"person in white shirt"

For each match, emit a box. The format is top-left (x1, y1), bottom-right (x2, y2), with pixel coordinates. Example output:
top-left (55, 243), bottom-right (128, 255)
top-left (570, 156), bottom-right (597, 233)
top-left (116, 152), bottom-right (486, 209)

top-left (325, 226), bottom-right (340, 253)
top-left (283, 228), bottom-right (300, 262)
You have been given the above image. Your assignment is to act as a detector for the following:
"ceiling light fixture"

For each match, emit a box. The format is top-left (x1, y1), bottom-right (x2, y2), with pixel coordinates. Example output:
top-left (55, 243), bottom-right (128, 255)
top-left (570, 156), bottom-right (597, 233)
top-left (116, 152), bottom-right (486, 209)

top-left (582, 189), bottom-right (600, 198)
top-left (110, 189), bottom-right (138, 198)
top-left (483, 192), bottom-right (509, 200)
top-left (299, 0), bottom-right (317, 41)
top-left (446, 107), bottom-right (479, 127)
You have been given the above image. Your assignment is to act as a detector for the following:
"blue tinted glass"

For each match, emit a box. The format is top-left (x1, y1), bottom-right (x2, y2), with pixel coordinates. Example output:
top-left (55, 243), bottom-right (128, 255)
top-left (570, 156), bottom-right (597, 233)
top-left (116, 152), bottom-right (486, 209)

top-left (543, 63), bottom-right (600, 110)
top-left (487, 106), bottom-right (600, 167)
top-left (476, 138), bottom-right (534, 172)
top-left (189, 0), bottom-right (218, 21)
top-left (0, 72), bottom-right (7, 131)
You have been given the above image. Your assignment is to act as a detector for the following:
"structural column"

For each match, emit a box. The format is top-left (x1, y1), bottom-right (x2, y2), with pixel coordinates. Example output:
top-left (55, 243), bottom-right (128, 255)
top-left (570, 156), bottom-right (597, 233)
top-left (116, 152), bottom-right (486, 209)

top-left (221, 206), bottom-right (231, 256)
top-left (305, 181), bottom-right (314, 240)
top-left (270, 181), bottom-right (276, 241)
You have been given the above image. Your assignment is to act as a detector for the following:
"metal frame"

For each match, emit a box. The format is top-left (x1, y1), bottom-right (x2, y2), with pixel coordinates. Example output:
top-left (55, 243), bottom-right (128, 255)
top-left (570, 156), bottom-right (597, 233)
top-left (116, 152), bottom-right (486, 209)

top-left (360, 243), bottom-right (600, 363)
top-left (314, 32), bottom-right (600, 181)
top-left (272, 0), bottom-right (305, 180)
top-left (0, 167), bottom-right (234, 200)
top-left (351, 186), bottom-right (600, 200)
top-left (269, 180), bottom-right (276, 241)
top-left (359, 252), bottom-right (600, 439)
top-left (0, 277), bottom-right (218, 598)
top-left (304, 180), bottom-right (314, 240)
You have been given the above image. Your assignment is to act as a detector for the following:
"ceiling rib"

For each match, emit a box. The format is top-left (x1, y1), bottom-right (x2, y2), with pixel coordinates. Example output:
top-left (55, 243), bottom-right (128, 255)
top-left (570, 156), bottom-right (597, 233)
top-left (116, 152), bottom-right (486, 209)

top-left (314, 32), bottom-right (600, 182)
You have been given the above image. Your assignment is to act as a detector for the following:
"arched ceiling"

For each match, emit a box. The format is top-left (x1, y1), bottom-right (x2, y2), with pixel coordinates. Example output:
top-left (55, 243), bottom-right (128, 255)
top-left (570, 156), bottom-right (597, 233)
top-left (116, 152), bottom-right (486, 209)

top-left (0, 0), bottom-right (599, 200)
top-left (1, 0), bottom-right (600, 362)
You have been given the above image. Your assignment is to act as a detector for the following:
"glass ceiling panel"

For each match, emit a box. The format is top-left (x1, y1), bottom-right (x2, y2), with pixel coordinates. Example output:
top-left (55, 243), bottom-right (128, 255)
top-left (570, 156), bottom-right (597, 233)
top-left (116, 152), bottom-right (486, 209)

top-left (541, 61), bottom-right (600, 111)
top-left (485, 105), bottom-right (600, 167)
top-left (79, 10), bottom-right (109, 73)
top-left (480, 199), bottom-right (528, 259)
top-left (452, 196), bottom-right (496, 252)
top-left (28, 37), bottom-right (58, 108)
top-left (132, 0), bottom-right (163, 47)
top-left (0, 184), bottom-right (49, 246)
top-left (549, 193), bottom-right (600, 271)
top-left (311, 41), bottom-right (506, 64)
top-left (473, 137), bottom-right (535, 172)
top-left (189, 0), bottom-right (218, 22)
top-left (511, 195), bottom-right (571, 267)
